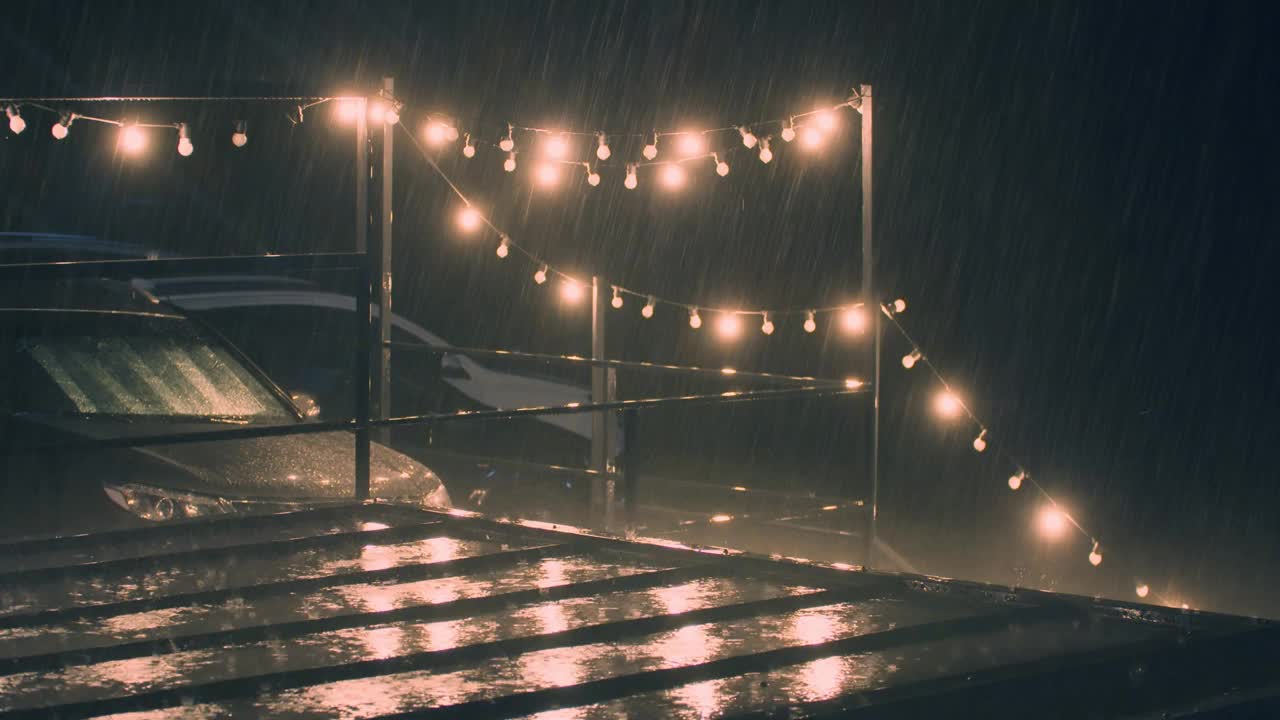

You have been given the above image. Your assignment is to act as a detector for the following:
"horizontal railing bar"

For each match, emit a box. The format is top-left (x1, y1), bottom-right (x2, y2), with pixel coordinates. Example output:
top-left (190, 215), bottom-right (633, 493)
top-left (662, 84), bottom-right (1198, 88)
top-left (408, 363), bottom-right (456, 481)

top-left (376, 604), bottom-right (1074, 720)
top-left (7, 385), bottom-right (866, 455)
top-left (0, 564), bottom-right (720, 676)
top-left (0, 252), bottom-right (364, 276)
top-left (0, 543), bottom-right (576, 630)
top-left (0, 521), bottom-right (447, 586)
top-left (18, 587), bottom-right (858, 718)
top-left (389, 341), bottom-right (852, 387)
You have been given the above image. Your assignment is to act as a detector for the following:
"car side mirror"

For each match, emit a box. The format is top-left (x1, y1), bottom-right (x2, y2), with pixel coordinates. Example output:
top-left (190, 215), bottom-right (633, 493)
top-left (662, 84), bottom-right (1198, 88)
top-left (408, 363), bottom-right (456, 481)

top-left (288, 391), bottom-right (322, 419)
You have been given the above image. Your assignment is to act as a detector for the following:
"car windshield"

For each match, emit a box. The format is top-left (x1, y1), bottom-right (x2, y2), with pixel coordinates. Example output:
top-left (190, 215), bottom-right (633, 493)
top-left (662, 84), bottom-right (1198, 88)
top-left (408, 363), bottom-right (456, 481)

top-left (1, 309), bottom-right (294, 422)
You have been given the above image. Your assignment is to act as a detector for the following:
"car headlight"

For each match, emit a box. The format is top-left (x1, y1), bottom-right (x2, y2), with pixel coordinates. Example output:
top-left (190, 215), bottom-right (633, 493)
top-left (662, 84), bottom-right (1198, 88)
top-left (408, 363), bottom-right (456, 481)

top-left (103, 482), bottom-right (236, 521)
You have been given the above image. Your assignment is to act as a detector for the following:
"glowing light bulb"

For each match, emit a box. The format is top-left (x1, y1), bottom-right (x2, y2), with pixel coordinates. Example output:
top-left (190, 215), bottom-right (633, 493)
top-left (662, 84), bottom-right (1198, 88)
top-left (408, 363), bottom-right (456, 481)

top-left (176, 123), bottom-right (193, 156)
top-left (535, 162), bottom-right (561, 188)
top-left (641, 297), bottom-right (655, 318)
top-left (845, 378), bottom-right (864, 389)
top-left (534, 266), bottom-right (548, 284)
top-left (1135, 584), bottom-right (1150, 599)
top-left (561, 279), bottom-right (584, 303)
top-left (840, 305), bottom-right (868, 334)
top-left (334, 99), bottom-right (361, 124)
top-left (739, 127), bottom-right (757, 148)
top-left (759, 139), bottom-right (773, 164)
top-left (892, 298), bottom-right (907, 313)
top-left (446, 126), bottom-right (460, 142)
top-left (499, 125), bottom-right (515, 152)
top-left (803, 310), bottom-right (817, 334)
top-left (781, 120), bottom-right (796, 142)
top-left (973, 429), bottom-right (988, 452)
top-left (815, 109), bottom-right (838, 131)
top-left (642, 134), bottom-right (658, 160)
top-left (231, 120), bottom-right (248, 147)
top-left (903, 350), bottom-right (922, 369)
top-left (688, 308), bottom-right (702, 329)
top-left (1008, 472), bottom-right (1024, 491)
top-left (933, 391), bottom-right (963, 418)
top-left (5, 105), bottom-right (25, 134)
top-left (1037, 506), bottom-right (1068, 540)
top-left (586, 165), bottom-right (601, 186)
top-left (368, 102), bottom-right (387, 124)
top-left (504, 153), bottom-right (517, 172)
top-left (716, 158), bottom-right (730, 176)
top-left (456, 206), bottom-right (482, 232)
top-left (119, 125), bottom-right (147, 154)
top-left (611, 287), bottom-right (624, 309)
top-left (462, 134), bottom-right (475, 158)
top-left (384, 106), bottom-right (400, 125)
top-left (52, 113), bottom-right (71, 140)
top-left (760, 313), bottom-right (774, 335)
top-left (677, 132), bottom-right (705, 155)
top-left (496, 237), bottom-right (510, 258)
top-left (544, 132), bottom-right (569, 159)
top-left (660, 164), bottom-right (686, 189)
top-left (716, 313), bottom-right (742, 340)
top-left (624, 164), bottom-right (638, 190)
top-left (800, 126), bottom-right (824, 150)
top-left (1089, 544), bottom-right (1103, 567)
top-left (596, 133), bottom-right (611, 160)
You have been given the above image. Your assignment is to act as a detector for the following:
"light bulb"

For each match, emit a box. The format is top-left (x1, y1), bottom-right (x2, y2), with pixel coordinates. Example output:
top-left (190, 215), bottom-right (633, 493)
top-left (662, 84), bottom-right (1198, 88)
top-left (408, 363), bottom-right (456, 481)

top-left (892, 298), bottom-right (907, 313)
top-left (800, 126), bottom-right (824, 150)
top-left (119, 125), bottom-right (147, 154)
top-left (499, 133), bottom-right (515, 152)
top-left (496, 237), bottom-right (510, 258)
top-left (425, 122), bottom-right (450, 145)
top-left (688, 308), bottom-right (702, 329)
top-left (504, 153), bottom-right (517, 172)
top-left (596, 133), bottom-right (611, 160)
top-left (624, 165), bottom-right (638, 190)
top-left (446, 126), bottom-right (460, 142)
top-left (611, 288), bottom-right (624, 309)
top-left (902, 350), bottom-right (921, 369)
top-left (334, 99), bottom-right (361, 124)
top-left (845, 378), bottom-right (864, 389)
top-left (814, 109), bottom-right (838, 131)
top-left (1037, 507), bottom-right (1068, 540)
top-left (5, 106), bottom-right (25, 134)
top-left (760, 313), bottom-right (774, 335)
top-left (1135, 584), bottom-right (1150, 599)
top-left (561, 279), bottom-right (584, 303)
top-left (51, 114), bottom-right (71, 140)
top-left (677, 132), bottom-right (704, 155)
top-left (716, 159), bottom-right (730, 177)
top-left (231, 120), bottom-right (248, 147)
top-left (384, 107), bottom-right (400, 125)
top-left (716, 313), bottom-right (742, 339)
top-left (973, 430), bottom-right (988, 453)
top-left (642, 135), bottom-right (658, 160)
top-left (534, 266), bottom-right (548, 284)
top-left (641, 298), bottom-right (655, 318)
top-left (368, 102), bottom-right (387, 124)
top-left (780, 120), bottom-right (796, 142)
top-left (1008, 472), bottom-right (1024, 491)
top-left (759, 139), bottom-right (773, 164)
top-left (586, 164), bottom-right (601, 186)
top-left (803, 310), bottom-right (816, 334)
top-left (535, 162), bottom-right (561, 188)
top-left (544, 132), bottom-right (569, 159)
top-left (176, 123), bottom-right (193, 157)
top-left (739, 127), bottom-right (757, 149)
top-left (462, 134), bottom-right (475, 158)
top-left (660, 164), bottom-right (686, 189)
top-left (456, 206), bottom-right (482, 232)
top-left (840, 305), bottom-right (868, 334)
top-left (933, 391), bottom-right (962, 418)
top-left (1089, 544), bottom-right (1103, 567)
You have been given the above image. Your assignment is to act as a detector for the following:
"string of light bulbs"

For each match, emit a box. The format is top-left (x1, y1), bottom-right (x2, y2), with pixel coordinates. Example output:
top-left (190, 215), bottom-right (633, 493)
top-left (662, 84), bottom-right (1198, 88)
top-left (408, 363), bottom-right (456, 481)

top-left (882, 305), bottom-right (1107, 570)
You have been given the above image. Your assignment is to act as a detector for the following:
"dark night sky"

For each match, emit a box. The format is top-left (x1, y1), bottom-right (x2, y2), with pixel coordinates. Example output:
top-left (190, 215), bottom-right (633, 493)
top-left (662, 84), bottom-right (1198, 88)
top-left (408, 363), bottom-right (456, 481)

top-left (2, 0), bottom-right (1278, 616)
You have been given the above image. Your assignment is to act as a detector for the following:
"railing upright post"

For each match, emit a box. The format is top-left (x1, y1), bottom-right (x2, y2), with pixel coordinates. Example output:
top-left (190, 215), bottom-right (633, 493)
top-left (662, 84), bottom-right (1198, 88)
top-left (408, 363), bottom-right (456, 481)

top-left (354, 95), bottom-right (372, 502)
top-left (622, 408), bottom-right (639, 534)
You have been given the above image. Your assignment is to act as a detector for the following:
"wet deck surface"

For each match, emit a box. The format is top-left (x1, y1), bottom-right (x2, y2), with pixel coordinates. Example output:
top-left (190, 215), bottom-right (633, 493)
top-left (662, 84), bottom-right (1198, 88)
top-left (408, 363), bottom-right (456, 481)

top-left (0, 504), bottom-right (1276, 718)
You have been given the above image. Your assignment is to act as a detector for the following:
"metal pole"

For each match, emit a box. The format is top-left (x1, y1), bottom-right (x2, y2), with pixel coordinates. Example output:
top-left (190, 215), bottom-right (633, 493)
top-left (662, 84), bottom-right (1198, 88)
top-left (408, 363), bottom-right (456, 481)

top-left (374, 76), bottom-right (395, 445)
top-left (590, 276), bottom-right (616, 529)
top-left (622, 408), bottom-right (639, 534)
top-left (860, 83), bottom-right (879, 568)
top-left (354, 96), bottom-right (371, 501)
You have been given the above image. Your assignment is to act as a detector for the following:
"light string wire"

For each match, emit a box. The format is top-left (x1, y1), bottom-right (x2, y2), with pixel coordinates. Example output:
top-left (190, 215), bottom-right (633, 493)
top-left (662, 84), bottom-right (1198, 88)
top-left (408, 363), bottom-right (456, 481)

top-left (880, 304), bottom-right (1106, 566)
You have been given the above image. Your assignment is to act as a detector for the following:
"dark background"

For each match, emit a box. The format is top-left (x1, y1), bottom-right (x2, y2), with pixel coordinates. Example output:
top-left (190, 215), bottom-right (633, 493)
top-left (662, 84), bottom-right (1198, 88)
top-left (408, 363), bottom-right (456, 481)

top-left (2, 0), bottom-right (1278, 617)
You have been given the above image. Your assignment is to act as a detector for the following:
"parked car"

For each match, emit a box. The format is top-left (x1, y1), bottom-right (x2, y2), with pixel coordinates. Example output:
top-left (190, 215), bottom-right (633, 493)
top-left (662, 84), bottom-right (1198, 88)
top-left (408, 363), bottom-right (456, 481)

top-left (0, 277), bottom-right (449, 539)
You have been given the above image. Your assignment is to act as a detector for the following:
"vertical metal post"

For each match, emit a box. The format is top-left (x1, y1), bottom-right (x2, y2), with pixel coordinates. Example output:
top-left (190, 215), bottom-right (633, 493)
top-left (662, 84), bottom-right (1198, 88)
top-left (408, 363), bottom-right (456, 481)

top-left (622, 408), bottom-right (639, 534)
top-left (372, 76), bottom-right (394, 444)
top-left (860, 84), bottom-right (879, 568)
top-left (590, 276), bottom-right (616, 528)
top-left (354, 96), bottom-right (372, 501)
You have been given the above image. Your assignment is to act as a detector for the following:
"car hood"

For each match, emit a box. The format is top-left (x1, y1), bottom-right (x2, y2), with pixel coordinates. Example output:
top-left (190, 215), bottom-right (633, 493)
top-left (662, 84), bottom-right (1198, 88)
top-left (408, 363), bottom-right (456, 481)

top-left (30, 417), bottom-right (449, 506)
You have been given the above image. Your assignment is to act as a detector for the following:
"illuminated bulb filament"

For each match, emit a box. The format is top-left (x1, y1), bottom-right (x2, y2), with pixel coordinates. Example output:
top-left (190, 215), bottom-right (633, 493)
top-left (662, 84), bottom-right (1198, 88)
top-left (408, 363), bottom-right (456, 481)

top-left (1088, 544), bottom-right (1103, 567)
top-left (456, 206), bottom-right (482, 233)
top-left (902, 350), bottom-right (922, 369)
top-left (716, 157), bottom-right (730, 177)
top-left (677, 132), bottom-right (705, 155)
top-left (800, 126), bottom-right (824, 150)
top-left (892, 298), bottom-right (907, 313)
top-left (1037, 507), bottom-right (1068, 540)
top-left (6, 105), bottom-right (26, 134)
top-left (561, 279), bottom-right (584, 303)
top-left (1008, 472), bottom-right (1024, 491)
top-left (641, 297), bottom-right (655, 318)
top-left (739, 127), bottom-right (757, 148)
top-left (176, 123), bottom-right (193, 157)
top-left (545, 132), bottom-right (570, 159)
top-left (534, 266), bottom-right (548, 285)
top-left (716, 313), bottom-right (742, 339)
top-left (1135, 584), bottom-right (1150, 599)
top-left (759, 138), bottom-right (774, 164)
top-left (496, 237), bottom-right (510, 258)
top-left (611, 287), bottom-right (624, 309)
top-left (596, 133), bottom-right (611, 160)
top-left (499, 125), bottom-right (515, 152)
top-left (760, 312), bottom-right (774, 335)
top-left (803, 310), bottom-right (817, 334)
top-left (642, 134), bottom-right (658, 160)
top-left (504, 153), bottom-right (517, 172)
top-left (119, 125), bottom-right (147, 154)
top-left (840, 305), bottom-right (868, 334)
top-left (934, 391), bottom-right (963, 418)
top-left (624, 165), bottom-right (638, 190)
top-left (231, 120), bottom-right (248, 147)
top-left (462, 134), bottom-right (476, 158)
top-left (688, 308), bottom-right (702, 329)
top-left (973, 429), bottom-right (988, 453)
top-left (780, 120), bottom-right (796, 142)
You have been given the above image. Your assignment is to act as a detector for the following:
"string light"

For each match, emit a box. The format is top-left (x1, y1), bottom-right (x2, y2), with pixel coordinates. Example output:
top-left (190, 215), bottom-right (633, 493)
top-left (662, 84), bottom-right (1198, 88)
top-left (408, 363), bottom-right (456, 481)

top-left (176, 123), bottom-right (194, 156)
top-left (677, 131), bottom-right (705, 155)
top-left (660, 163), bottom-right (687, 190)
top-left (334, 99), bottom-right (361, 124)
top-left (6, 105), bottom-right (25, 134)
top-left (504, 152), bottom-right (517, 172)
top-left (972, 429), bottom-right (988, 452)
top-left (1136, 583), bottom-right (1150, 599)
top-left (780, 119), bottom-right (796, 143)
top-left (839, 305), bottom-right (868, 334)
top-left (384, 104), bottom-right (401, 125)
top-left (368, 101), bottom-right (387, 124)
top-left (1008, 471), bottom-right (1024, 491)
top-left (499, 124), bottom-right (515, 152)
top-left (446, 125), bottom-right (460, 142)
top-left (231, 120), bottom-right (248, 147)
top-left (688, 308), bottom-right (702, 329)
top-left (891, 298), bottom-right (907, 314)
top-left (1089, 542), bottom-right (1103, 567)
top-left (761, 312), bottom-right (775, 335)
top-left (456, 205), bottom-right (482, 232)
top-left (561, 278), bottom-right (584, 303)
top-left (759, 138), bottom-right (774, 164)
top-left (803, 310), bottom-right (817, 333)
top-left (800, 126), bottom-right (824, 150)
top-left (902, 349), bottom-right (922, 369)
top-left (425, 121), bottom-right (452, 146)
top-left (814, 109), bottom-right (839, 131)
top-left (586, 164), bottom-right (601, 186)
top-left (739, 127), bottom-right (757, 148)
top-left (51, 113), bottom-right (71, 140)
top-left (933, 390), bottom-right (963, 418)
top-left (715, 154), bottom-right (730, 177)
top-left (1037, 506), bottom-right (1069, 540)
top-left (534, 265), bottom-right (548, 284)
top-left (642, 132), bottom-right (658, 160)
top-left (642, 296), bottom-right (656, 319)
top-left (544, 132), bottom-right (570, 159)
top-left (462, 134), bottom-right (475, 158)
top-left (624, 164), bottom-right (638, 190)
top-left (535, 162), bottom-right (561, 188)
top-left (596, 132), bottom-right (611, 160)
top-left (118, 124), bottom-right (147, 154)
top-left (496, 236), bottom-right (510, 258)
top-left (611, 286), bottom-right (624, 309)
top-left (715, 312), bottom-right (742, 340)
